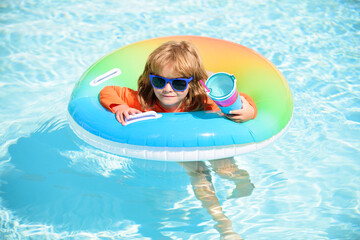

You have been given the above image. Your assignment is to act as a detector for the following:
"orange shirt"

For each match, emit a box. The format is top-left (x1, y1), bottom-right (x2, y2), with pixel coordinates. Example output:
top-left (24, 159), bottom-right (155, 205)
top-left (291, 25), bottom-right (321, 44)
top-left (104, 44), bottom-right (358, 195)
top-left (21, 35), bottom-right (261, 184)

top-left (99, 86), bottom-right (257, 118)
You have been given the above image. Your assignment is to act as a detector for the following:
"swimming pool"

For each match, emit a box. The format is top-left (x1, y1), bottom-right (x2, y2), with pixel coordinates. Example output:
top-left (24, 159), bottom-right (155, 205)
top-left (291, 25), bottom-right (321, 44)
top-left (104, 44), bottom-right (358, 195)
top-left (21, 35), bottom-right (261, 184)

top-left (1, 0), bottom-right (359, 239)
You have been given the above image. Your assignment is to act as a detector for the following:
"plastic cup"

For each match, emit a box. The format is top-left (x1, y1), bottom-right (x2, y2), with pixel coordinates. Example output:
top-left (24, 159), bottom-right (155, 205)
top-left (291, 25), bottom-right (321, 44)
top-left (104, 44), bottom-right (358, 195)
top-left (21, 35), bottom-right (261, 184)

top-left (206, 72), bottom-right (242, 114)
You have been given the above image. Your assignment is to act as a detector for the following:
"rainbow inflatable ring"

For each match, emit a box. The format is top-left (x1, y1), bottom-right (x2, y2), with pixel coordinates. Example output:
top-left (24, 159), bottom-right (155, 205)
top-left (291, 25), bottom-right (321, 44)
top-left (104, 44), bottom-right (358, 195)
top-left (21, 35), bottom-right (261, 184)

top-left (67, 36), bottom-right (293, 161)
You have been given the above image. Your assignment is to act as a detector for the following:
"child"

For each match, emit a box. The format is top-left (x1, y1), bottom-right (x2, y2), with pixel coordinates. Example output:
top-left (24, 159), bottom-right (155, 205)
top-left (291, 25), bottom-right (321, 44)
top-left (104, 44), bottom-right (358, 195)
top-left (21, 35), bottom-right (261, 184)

top-left (99, 40), bottom-right (257, 125)
top-left (100, 40), bottom-right (256, 240)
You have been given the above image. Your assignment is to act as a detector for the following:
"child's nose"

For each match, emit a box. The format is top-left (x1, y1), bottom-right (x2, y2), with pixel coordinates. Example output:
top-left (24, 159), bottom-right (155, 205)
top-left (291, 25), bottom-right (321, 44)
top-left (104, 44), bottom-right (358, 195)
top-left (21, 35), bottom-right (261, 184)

top-left (163, 82), bottom-right (173, 91)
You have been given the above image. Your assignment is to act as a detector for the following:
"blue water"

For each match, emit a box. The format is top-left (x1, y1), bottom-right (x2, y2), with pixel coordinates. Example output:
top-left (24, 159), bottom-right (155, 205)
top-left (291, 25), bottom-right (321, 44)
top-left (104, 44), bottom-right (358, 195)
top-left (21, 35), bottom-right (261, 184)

top-left (1, 0), bottom-right (359, 239)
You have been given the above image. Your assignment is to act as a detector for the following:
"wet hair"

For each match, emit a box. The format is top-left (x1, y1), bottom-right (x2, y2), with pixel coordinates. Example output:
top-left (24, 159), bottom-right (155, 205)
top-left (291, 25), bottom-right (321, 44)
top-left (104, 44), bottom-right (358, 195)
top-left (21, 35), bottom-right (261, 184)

top-left (137, 40), bottom-right (209, 111)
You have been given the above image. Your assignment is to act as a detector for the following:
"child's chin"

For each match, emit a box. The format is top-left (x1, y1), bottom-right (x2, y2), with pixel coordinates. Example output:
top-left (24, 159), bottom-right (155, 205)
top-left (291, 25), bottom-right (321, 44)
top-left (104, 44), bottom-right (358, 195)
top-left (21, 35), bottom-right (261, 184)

top-left (160, 101), bottom-right (181, 110)
top-left (162, 100), bottom-right (179, 106)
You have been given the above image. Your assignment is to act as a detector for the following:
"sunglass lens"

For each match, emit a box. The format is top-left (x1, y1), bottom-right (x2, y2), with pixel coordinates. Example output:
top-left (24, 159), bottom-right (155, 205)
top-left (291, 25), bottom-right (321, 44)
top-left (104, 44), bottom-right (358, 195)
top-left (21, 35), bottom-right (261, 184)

top-left (152, 76), bottom-right (166, 88)
top-left (172, 80), bottom-right (187, 91)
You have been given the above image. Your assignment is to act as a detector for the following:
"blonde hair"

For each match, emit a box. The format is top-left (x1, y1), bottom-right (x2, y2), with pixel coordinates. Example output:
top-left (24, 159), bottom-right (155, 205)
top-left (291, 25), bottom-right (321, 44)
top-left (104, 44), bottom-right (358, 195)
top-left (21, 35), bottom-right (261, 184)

top-left (137, 40), bottom-right (209, 111)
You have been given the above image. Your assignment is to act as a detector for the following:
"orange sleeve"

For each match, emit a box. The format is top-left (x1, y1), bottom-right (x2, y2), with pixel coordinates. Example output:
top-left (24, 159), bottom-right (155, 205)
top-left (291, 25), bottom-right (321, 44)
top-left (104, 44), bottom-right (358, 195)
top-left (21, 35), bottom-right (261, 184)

top-left (204, 97), bottom-right (221, 111)
top-left (204, 92), bottom-right (257, 119)
top-left (99, 86), bottom-right (142, 113)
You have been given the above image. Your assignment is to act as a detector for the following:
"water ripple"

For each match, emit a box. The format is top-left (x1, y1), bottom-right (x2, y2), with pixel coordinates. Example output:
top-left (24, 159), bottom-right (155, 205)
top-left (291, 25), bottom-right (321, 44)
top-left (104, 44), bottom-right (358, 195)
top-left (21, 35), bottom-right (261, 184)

top-left (1, 0), bottom-right (360, 239)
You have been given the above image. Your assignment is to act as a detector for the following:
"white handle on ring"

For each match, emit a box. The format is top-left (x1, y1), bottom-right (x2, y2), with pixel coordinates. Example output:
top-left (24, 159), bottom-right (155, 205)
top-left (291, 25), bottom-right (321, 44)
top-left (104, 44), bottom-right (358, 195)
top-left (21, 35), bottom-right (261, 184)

top-left (90, 68), bottom-right (121, 86)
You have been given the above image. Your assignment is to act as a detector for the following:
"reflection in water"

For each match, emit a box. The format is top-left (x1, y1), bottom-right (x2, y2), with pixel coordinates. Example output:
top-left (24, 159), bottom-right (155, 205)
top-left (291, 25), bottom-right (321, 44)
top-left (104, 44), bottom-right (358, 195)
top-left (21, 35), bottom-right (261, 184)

top-left (179, 157), bottom-right (254, 240)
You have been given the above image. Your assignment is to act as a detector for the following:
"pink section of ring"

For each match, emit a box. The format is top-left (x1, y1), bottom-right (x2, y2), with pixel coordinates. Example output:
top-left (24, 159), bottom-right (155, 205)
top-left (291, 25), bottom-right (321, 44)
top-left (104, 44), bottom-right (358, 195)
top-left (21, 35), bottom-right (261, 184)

top-left (213, 90), bottom-right (238, 107)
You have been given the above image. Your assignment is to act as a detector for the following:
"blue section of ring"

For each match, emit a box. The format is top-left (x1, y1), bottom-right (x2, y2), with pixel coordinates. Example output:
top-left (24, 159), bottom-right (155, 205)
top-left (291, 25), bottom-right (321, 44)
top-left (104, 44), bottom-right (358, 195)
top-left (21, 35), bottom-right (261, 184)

top-left (68, 97), bottom-right (255, 148)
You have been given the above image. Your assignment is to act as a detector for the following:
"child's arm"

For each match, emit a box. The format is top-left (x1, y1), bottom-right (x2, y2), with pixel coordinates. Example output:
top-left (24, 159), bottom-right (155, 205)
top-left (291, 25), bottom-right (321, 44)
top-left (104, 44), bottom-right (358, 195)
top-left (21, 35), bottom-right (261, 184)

top-left (99, 86), bottom-right (126, 112)
top-left (99, 86), bottom-right (142, 125)
top-left (224, 96), bottom-right (256, 123)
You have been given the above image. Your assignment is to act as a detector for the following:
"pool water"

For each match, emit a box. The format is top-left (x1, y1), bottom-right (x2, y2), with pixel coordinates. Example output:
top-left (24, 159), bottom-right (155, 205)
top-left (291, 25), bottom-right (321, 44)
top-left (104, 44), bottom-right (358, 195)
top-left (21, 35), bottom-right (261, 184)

top-left (1, 0), bottom-right (359, 239)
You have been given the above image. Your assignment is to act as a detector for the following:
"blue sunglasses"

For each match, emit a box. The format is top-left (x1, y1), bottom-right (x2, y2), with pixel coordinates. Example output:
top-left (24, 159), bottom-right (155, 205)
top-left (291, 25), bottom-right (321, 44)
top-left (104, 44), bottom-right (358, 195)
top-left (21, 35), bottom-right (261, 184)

top-left (149, 74), bottom-right (193, 91)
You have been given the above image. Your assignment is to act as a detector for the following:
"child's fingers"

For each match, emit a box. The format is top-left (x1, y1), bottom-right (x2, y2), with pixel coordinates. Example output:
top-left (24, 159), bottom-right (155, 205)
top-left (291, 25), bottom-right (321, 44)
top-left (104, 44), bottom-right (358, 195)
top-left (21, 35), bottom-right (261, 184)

top-left (225, 114), bottom-right (245, 123)
top-left (123, 109), bottom-right (142, 125)
top-left (116, 111), bottom-right (125, 125)
top-left (123, 111), bottom-right (130, 120)
top-left (228, 109), bottom-right (243, 115)
top-left (115, 108), bottom-right (142, 126)
top-left (115, 112), bottom-right (121, 123)
top-left (129, 109), bottom-right (141, 115)
top-left (225, 112), bottom-right (248, 122)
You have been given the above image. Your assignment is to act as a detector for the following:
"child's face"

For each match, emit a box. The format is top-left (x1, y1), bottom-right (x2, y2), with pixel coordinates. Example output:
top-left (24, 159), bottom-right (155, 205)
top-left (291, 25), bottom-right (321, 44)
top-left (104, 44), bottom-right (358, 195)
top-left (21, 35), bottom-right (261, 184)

top-left (153, 63), bottom-right (189, 111)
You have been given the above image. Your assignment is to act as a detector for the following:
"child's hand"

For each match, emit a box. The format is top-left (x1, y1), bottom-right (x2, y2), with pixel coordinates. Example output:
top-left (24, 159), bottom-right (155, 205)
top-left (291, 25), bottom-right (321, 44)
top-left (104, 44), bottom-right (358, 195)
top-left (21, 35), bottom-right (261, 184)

top-left (224, 96), bottom-right (255, 123)
top-left (113, 104), bottom-right (142, 126)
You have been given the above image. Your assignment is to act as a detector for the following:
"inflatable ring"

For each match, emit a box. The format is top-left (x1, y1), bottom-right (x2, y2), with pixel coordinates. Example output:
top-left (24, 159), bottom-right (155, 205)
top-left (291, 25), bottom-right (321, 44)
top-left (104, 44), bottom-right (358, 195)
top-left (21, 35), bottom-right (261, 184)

top-left (67, 36), bottom-right (293, 161)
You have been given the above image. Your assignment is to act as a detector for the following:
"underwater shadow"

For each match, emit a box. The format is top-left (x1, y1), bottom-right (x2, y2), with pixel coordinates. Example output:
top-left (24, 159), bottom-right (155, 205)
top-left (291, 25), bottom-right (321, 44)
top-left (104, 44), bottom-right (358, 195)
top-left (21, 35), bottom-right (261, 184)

top-left (0, 125), bottom-right (193, 239)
